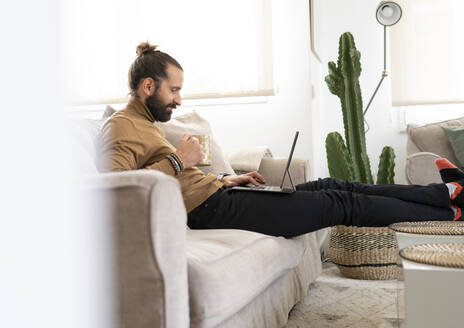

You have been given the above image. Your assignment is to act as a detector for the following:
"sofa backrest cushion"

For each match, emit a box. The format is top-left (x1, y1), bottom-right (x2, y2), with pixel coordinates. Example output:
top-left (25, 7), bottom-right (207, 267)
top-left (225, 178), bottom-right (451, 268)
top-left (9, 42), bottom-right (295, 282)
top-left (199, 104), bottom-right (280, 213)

top-left (69, 118), bottom-right (105, 174)
top-left (407, 116), bottom-right (464, 167)
top-left (156, 111), bottom-right (235, 176)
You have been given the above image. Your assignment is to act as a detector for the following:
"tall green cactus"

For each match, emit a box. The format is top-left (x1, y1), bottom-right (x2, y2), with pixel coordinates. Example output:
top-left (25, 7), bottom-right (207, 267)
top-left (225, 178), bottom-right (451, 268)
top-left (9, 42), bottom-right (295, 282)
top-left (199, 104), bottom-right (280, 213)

top-left (325, 32), bottom-right (395, 184)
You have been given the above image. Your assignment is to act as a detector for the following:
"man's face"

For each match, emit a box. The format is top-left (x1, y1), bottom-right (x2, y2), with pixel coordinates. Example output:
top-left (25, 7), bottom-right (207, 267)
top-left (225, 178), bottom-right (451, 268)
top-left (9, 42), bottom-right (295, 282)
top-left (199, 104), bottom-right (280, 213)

top-left (145, 64), bottom-right (183, 122)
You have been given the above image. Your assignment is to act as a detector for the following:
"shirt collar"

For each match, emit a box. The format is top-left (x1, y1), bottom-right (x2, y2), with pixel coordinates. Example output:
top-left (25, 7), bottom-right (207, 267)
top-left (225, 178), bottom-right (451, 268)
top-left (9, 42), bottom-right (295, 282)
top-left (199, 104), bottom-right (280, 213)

top-left (127, 96), bottom-right (155, 123)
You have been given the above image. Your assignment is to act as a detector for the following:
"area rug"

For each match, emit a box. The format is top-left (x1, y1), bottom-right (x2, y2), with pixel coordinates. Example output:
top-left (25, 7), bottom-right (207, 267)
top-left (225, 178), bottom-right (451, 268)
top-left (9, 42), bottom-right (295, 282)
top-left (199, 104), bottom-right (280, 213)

top-left (286, 261), bottom-right (405, 328)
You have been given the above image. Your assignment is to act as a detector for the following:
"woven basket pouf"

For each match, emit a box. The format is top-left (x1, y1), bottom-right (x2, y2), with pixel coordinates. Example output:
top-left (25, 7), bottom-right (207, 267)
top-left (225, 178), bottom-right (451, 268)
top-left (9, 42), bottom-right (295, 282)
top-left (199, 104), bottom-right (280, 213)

top-left (328, 225), bottom-right (402, 280)
top-left (400, 243), bottom-right (464, 269)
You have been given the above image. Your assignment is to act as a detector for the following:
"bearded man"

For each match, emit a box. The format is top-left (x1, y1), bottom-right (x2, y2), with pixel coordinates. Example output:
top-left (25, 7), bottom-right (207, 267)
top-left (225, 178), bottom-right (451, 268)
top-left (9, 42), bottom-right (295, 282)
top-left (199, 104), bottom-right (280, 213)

top-left (98, 42), bottom-right (463, 239)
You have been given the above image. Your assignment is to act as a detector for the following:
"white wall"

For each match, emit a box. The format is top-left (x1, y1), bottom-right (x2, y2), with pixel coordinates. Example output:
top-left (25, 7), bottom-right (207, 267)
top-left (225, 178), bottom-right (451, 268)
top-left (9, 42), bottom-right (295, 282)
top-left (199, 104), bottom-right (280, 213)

top-left (81, 0), bottom-right (464, 183)
top-left (177, 0), bottom-right (315, 172)
top-left (315, 0), bottom-right (464, 184)
top-left (81, 0), bottom-right (399, 182)
top-left (180, 0), bottom-right (419, 183)
top-left (70, 0), bottom-right (319, 175)
top-left (315, 0), bottom-right (408, 183)
top-left (186, 0), bottom-right (412, 183)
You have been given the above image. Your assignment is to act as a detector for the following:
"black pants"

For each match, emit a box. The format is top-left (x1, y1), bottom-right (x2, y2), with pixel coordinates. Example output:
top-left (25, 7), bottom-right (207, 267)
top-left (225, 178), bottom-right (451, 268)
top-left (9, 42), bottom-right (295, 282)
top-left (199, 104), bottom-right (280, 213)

top-left (187, 178), bottom-right (453, 238)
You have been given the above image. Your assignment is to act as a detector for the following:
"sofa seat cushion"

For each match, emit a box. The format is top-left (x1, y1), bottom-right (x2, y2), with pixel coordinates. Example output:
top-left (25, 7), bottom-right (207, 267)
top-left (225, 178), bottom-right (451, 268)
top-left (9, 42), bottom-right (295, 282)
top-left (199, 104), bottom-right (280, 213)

top-left (186, 229), bottom-right (304, 327)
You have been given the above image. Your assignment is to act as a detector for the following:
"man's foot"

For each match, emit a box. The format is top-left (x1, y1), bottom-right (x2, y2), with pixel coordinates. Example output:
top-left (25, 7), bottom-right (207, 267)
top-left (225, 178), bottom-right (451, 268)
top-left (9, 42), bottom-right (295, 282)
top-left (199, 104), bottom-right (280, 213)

top-left (435, 158), bottom-right (464, 183)
top-left (451, 205), bottom-right (462, 221)
top-left (447, 179), bottom-right (464, 206)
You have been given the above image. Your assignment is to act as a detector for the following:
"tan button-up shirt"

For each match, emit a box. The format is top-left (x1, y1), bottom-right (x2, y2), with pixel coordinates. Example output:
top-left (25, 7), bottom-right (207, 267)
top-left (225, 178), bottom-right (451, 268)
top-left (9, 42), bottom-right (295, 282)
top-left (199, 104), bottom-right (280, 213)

top-left (98, 97), bottom-right (223, 212)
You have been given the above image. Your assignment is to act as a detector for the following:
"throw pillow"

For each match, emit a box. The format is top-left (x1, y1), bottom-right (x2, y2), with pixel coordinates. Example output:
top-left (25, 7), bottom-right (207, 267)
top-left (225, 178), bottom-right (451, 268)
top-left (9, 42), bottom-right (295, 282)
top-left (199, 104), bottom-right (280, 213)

top-left (442, 126), bottom-right (464, 167)
top-left (157, 111), bottom-right (235, 176)
top-left (102, 105), bottom-right (117, 119)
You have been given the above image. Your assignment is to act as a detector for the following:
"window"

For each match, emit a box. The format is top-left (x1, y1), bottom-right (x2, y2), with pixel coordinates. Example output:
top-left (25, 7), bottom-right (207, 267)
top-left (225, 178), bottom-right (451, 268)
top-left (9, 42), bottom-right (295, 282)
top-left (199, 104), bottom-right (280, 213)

top-left (60, 0), bottom-right (274, 105)
top-left (390, 0), bottom-right (464, 106)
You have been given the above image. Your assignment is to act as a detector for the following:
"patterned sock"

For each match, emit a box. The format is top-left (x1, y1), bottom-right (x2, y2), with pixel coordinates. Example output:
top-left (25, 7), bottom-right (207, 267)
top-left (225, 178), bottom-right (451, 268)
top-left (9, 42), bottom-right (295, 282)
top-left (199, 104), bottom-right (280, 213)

top-left (435, 158), bottom-right (464, 183)
top-left (451, 205), bottom-right (462, 221)
top-left (447, 180), bottom-right (464, 207)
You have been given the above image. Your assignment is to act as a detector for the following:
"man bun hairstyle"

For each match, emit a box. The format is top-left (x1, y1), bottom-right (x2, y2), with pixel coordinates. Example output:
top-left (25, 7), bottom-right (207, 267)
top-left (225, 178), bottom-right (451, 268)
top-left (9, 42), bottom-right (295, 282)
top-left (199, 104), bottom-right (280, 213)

top-left (136, 42), bottom-right (158, 56)
top-left (128, 41), bottom-right (183, 97)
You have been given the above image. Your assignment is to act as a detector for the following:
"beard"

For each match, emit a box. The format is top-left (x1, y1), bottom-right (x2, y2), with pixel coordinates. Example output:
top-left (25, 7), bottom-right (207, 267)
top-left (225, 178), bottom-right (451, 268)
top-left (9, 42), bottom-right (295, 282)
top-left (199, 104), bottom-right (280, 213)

top-left (145, 91), bottom-right (177, 122)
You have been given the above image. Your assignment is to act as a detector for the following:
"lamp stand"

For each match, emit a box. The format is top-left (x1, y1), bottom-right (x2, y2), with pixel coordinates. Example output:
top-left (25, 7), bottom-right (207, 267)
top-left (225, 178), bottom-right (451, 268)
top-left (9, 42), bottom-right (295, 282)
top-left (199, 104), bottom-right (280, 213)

top-left (364, 25), bottom-right (388, 117)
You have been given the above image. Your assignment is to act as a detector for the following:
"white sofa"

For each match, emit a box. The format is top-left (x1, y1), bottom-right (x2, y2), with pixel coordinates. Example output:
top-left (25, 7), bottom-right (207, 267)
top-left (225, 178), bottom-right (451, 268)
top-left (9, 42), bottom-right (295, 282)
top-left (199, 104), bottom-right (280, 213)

top-left (70, 113), bottom-right (322, 328)
top-left (405, 117), bottom-right (464, 185)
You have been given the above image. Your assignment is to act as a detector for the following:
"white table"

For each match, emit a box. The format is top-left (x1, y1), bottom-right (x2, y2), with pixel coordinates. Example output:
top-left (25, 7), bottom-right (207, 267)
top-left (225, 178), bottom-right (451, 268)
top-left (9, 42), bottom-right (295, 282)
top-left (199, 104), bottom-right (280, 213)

top-left (395, 232), bottom-right (464, 328)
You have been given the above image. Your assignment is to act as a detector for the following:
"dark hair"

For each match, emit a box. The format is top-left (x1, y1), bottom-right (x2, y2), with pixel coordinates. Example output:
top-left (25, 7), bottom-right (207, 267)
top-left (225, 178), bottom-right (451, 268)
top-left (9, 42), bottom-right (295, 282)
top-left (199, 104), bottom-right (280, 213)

top-left (128, 41), bottom-right (183, 96)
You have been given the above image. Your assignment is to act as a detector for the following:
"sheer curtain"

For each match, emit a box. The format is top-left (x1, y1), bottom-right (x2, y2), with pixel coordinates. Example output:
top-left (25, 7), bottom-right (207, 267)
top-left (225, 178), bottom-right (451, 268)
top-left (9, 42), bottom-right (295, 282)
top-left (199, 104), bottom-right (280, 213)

top-left (390, 0), bottom-right (464, 106)
top-left (60, 0), bottom-right (274, 105)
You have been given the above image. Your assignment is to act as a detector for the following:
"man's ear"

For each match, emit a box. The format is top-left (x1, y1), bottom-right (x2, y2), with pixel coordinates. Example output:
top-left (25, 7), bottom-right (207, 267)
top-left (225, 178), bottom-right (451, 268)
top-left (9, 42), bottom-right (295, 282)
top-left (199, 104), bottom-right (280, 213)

top-left (140, 77), bottom-right (156, 97)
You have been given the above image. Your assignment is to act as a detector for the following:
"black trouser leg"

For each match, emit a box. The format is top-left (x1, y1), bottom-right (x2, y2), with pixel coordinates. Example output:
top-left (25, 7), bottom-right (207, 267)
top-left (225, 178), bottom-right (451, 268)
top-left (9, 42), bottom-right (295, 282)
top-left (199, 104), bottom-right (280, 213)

top-left (297, 178), bottom-right (450, 208)
top-left (188, 181), bottom-right (454, 238)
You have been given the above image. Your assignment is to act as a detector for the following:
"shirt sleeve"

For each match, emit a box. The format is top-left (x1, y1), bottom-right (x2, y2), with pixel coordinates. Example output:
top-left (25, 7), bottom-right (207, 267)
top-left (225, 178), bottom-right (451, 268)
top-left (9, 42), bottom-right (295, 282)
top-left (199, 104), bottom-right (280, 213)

top-left (97, 116), bottom-right (178, 177)
top-left (97, 118), bottom-right (140, 172)
top-left (144, 158), bottom-right (177, 176)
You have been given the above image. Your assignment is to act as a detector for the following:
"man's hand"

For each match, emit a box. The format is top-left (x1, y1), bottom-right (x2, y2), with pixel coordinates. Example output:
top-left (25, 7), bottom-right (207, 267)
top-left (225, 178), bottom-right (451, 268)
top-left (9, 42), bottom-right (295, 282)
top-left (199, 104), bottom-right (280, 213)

top-left (175, 134), bottom-right (203, 168)
top-left (221, 171), bottom-right (266, 187)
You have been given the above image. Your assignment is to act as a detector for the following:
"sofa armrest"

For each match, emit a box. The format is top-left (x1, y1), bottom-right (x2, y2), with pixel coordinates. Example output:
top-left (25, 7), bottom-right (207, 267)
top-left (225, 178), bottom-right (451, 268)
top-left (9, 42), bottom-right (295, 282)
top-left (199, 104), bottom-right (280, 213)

top-left (257, 157), bottom-right (310, 187)
top-left (82, 170), bottom-right (189, 328)
top-left (405, 152), bottom-right (442, 185)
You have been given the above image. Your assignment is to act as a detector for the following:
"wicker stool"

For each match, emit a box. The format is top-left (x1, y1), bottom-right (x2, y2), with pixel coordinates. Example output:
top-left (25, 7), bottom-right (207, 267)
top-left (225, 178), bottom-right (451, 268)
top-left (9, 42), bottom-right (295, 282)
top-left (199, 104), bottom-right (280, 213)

top-left (328, 225), bottom-right (402, 280)
top-left (400, 243), bottom-right (464, 268)
top-left (390, 221), bottom-right (464, 235)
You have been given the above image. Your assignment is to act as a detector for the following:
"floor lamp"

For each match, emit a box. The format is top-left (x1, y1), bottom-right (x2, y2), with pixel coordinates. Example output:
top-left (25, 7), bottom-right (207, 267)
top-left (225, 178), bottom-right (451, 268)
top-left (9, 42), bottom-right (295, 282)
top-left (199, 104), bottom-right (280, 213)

top-left (364, 1), bottom-right (402, 119)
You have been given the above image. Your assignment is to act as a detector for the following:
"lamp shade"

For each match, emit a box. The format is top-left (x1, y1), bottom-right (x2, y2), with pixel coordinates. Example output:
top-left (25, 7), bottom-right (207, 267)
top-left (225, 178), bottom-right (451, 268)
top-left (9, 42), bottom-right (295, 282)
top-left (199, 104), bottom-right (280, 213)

top-left (376, 1), bottom-right (402, 26)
